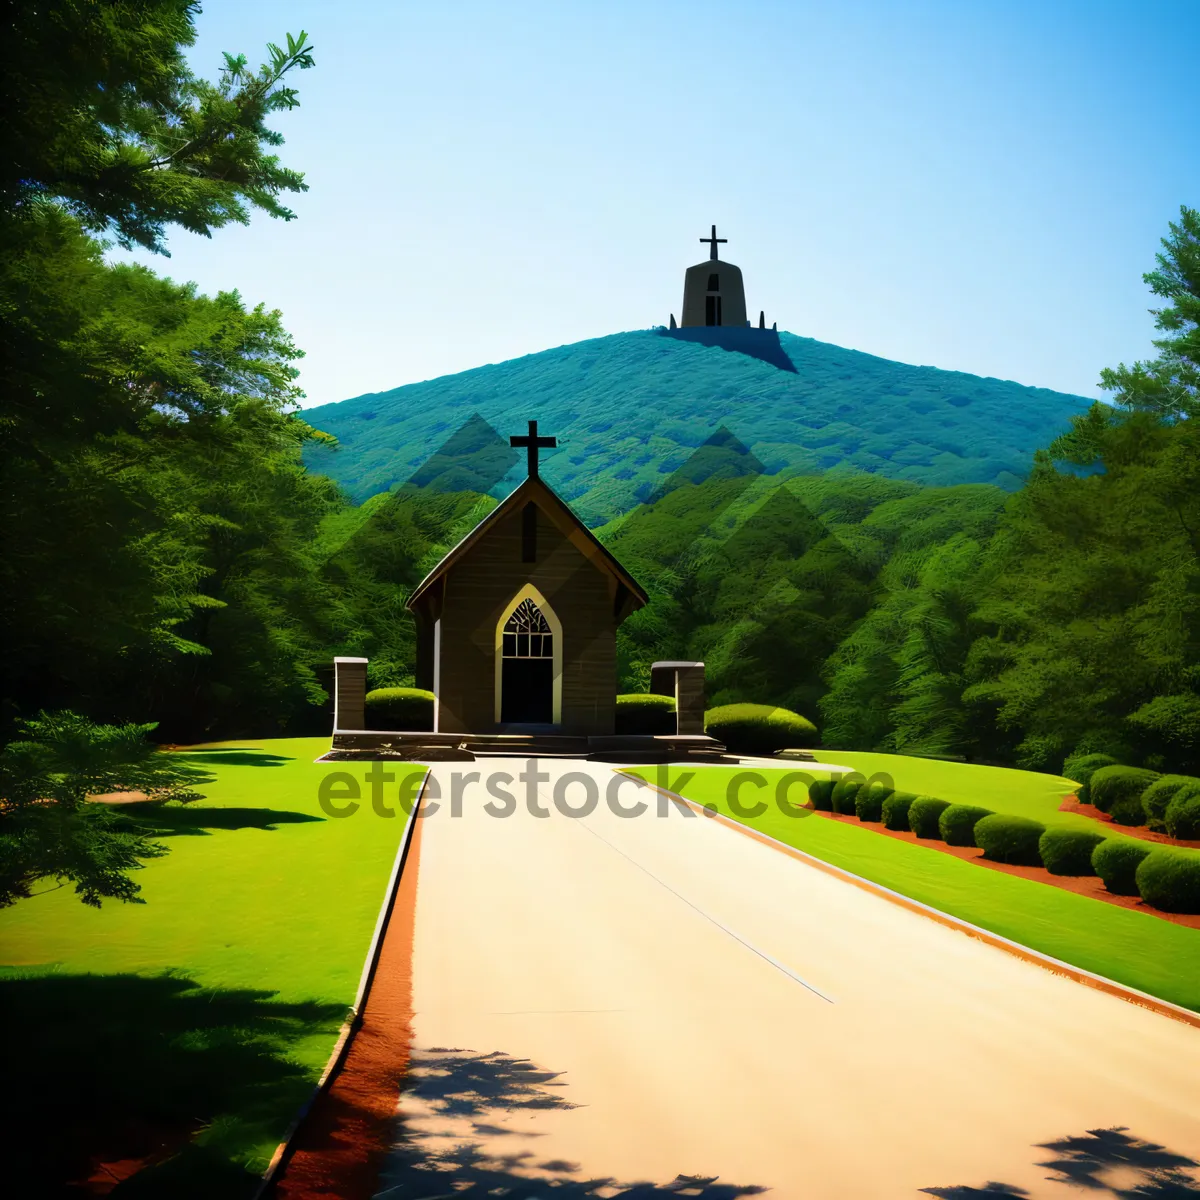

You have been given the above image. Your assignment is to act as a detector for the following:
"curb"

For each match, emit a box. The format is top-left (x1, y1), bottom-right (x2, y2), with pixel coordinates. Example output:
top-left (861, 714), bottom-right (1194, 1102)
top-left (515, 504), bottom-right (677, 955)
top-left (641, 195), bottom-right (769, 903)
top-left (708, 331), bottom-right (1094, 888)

top-left (254, 769), bottom-right (430, 1197)
top-left (640, 778), bottom-right (1200, 1030)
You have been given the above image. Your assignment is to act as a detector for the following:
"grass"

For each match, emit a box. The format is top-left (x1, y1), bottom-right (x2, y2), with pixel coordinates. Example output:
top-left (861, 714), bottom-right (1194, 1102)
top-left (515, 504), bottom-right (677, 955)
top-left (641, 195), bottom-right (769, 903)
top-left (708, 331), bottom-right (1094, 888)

top-left (628, 761), bottom-right (1200, 1013)
top-left (0, 738), bottom-right (424, 1197)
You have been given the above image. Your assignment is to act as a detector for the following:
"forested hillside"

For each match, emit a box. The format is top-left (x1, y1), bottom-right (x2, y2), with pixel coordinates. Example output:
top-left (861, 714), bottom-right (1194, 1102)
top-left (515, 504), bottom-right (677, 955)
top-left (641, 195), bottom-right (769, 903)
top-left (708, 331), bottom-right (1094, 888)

top-left (1, 0), bottom-right (1195, 784)
top-left (304, 329), bottom-right (1092, 522)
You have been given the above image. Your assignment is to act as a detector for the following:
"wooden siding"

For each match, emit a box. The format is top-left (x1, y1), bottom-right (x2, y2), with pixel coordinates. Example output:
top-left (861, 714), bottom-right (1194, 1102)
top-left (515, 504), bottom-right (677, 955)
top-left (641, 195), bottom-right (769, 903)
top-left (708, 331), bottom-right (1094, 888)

top-left (431, 502), bottom-right (619, 735)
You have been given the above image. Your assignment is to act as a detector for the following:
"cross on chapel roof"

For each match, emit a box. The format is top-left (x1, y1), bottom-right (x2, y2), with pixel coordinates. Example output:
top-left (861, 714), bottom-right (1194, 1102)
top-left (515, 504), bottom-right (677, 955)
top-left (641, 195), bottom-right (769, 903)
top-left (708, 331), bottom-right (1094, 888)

top-left (510, 419), bottom-right (557, 480)
top-left (700, 224), bottom-right (728, 261)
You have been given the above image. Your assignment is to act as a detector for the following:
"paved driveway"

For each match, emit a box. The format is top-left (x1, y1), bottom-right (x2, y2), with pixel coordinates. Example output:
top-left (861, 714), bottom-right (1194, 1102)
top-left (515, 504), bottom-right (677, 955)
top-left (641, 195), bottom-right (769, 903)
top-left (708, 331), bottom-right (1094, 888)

top-left (374, 758), bottom-right (1200, 1199)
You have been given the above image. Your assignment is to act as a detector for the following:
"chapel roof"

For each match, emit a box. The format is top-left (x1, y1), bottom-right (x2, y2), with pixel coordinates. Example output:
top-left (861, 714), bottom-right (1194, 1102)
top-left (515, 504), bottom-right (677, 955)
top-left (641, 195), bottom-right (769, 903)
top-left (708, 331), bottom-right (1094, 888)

top-left (405, 475), bottom-right (648, 611)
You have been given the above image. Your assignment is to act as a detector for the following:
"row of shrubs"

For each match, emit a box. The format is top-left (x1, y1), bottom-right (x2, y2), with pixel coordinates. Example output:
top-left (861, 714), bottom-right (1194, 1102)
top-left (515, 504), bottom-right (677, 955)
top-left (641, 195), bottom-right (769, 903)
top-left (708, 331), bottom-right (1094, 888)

top-left (1063, 753), bottom-right (1200, 840)
top-left (809, 775), bottom-right (1200, 914)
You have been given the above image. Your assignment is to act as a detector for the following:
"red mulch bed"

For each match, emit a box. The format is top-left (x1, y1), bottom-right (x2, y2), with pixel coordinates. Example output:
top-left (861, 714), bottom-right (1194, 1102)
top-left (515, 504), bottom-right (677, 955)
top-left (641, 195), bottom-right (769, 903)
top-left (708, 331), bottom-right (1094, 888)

top-left (809, 804), bottom-right (1200, 932)
top-left (268, 808), bottom-right (426, 1199)
top-left (1058, 794), bottom-right (1200, 849)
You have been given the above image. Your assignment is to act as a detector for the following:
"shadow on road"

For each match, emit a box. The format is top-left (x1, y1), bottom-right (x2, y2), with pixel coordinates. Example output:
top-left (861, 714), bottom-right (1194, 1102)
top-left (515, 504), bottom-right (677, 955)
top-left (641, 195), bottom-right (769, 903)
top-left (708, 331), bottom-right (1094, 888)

top-left (375, 1046), bottom-right (767, 1198)
top-left (921, 1126), bottom-right (1200, 1198)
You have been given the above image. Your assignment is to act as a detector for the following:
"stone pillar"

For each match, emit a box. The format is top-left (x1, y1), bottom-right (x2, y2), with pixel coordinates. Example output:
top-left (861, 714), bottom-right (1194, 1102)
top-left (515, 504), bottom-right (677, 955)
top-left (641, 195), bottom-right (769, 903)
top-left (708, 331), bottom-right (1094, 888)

top-left (649, 660), bottom-right (706, 736)
top-left (674, 666), bottom-right (706, 735)
top-left (333, 657), bottom-right (369, 732)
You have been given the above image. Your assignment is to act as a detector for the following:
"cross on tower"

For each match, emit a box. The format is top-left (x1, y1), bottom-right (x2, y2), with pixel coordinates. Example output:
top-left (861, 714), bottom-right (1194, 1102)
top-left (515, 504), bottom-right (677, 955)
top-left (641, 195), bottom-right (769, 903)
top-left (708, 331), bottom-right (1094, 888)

top-left (510, 419), bottom-right (557, 480)
top-left (700, 224), bottom-right (727, 261)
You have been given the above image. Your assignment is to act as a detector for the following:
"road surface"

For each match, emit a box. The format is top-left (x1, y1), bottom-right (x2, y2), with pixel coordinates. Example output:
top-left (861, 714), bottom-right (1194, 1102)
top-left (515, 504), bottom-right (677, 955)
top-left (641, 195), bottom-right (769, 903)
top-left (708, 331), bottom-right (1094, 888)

top-left (372, 758), bottom-right (1200, 1198)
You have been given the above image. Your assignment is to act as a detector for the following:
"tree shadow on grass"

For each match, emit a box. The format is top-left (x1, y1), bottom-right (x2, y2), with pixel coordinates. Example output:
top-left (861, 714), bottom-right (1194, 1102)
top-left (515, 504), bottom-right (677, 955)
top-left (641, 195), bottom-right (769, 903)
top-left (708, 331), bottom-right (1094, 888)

top-left (0, 972), bottom-right (346, 1199)
top-left (118, 804), bottom-right (324, 837)
top-left (921, 1126), bottom-right (1200, 1198)
top-left (173, 750), bottom-right (294, 768)
top-left (373, 1046), bottom-right (767, 1198)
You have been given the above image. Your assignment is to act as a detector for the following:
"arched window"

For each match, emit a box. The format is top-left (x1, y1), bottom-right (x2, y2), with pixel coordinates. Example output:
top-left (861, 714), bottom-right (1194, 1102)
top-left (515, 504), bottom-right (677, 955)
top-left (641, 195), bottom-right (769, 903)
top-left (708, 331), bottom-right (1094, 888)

top-left (502, 598), bottom-right (553, 660)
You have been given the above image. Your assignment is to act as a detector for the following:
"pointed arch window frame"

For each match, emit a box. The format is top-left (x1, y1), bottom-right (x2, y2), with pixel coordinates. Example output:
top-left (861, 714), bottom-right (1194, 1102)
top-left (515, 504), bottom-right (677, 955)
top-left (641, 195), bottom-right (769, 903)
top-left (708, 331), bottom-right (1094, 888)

top-left (494, 583), bottom-right (563, 725)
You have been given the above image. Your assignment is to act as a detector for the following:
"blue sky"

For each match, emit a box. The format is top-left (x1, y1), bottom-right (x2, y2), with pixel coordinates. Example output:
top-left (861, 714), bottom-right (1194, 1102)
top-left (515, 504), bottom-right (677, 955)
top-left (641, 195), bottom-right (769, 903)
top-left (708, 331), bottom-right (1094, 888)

top-left (118, 0), bottom-right (1199, 407)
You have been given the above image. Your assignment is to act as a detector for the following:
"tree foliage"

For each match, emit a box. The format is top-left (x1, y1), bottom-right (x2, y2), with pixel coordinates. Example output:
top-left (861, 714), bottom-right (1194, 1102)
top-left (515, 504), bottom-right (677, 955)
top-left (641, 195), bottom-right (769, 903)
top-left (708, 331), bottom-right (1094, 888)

top-left (0, 712), bottom-right (205, 907)
top-left (0, 0), bottom-right (314, 252)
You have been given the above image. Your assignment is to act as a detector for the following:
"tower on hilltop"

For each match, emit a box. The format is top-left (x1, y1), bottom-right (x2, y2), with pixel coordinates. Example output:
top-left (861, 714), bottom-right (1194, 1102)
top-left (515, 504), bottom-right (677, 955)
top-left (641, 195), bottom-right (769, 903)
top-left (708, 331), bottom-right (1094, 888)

top-left (680, 225), bottom-right (746, 328)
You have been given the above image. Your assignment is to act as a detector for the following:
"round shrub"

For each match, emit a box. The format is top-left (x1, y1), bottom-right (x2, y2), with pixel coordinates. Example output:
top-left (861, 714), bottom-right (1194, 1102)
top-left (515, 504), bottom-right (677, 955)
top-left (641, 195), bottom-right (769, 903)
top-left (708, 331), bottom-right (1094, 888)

top-left (1108, 794), bottom-right (1148, 827)
top-left (938, 804), bottom-right (994, 846)
top-left (909, 797), bottom-right (951, 839)
top-left (1038, 828), bottom-right (1106, 876)
top-left (1165, 791), bottom-right (1200, 840)
top-left (704, 704), bottom-right (817, 755)
top-left (833, 780), bottom-right (863, 816)
top-left (364, 687), bottom-right (435, 731)
top-left (973, 814), bottom-right (1046, 865)
top-left (854, 782), bottom-right (893, 823)
top-left (615, 693), bottom-right (676, 735)
top-left (1062, 752), bottom-right (1119, 804)
top-left (829, 772), bottom-right (863, 812)
top-left (881, 791), bottom-right (917, 831)
top-left (1141, 775), bottom-right (1199, 830)
top-left (1091, 839), bottom-right (1152, 895)
top-left (1135, 851), bottom-right (1200, 913)
top-left (808, 778), bottom-right (835, 811)
top-left (1089, 765), bottom-right (1160, 815)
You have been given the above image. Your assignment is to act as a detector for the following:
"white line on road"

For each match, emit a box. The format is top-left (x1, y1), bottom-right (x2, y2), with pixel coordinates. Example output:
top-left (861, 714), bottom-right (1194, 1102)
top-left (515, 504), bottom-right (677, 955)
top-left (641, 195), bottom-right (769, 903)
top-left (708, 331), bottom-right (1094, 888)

top-left (573, 810), bottom-right (835, 1004)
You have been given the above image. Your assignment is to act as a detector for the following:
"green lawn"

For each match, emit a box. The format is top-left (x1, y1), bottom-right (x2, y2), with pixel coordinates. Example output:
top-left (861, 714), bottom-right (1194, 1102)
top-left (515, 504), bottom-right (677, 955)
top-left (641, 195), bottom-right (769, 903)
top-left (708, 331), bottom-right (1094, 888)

top-left (629, 762), bottom-right (1200, 1013)
top-left (0, 738), bottom-right (424, 1197)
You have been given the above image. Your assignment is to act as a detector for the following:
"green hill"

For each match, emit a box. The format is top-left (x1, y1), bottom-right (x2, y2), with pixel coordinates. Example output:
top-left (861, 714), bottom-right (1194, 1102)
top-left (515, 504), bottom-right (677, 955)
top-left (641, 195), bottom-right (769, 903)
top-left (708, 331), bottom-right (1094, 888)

top-left (304, 329), bottom-right (1093, 523)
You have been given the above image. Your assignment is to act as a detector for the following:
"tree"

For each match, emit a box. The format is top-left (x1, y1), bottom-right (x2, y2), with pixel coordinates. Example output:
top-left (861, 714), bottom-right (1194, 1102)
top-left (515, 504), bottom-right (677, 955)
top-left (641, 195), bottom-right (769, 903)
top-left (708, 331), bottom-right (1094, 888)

top-left (1100, 206), bottom-right (1199, 420)
top-left (0, 712), bottom-right (205, 907)
top-left (962, 209), bottom-right (1200, 771)
top-left (0, 0), bottom-right (315, 252)
top-left (0, 6), bottom-right (339, 742)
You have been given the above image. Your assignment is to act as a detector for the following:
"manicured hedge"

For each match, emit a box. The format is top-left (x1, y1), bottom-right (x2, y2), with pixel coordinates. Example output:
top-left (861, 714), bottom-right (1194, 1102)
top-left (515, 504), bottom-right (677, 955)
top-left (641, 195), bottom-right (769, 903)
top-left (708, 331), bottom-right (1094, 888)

top-left (1089, 765), bottom-right (1160, 815)
top-left (1091, 839), bottom-right (1152, 895)
top-left (909, 797), bottom-right (951, 839)
top-left (1135, 852), bottom-right (1200, 914)
top-left (364, 687), bottom-right (435, 731)
top-left (881, 792), bottom-right (917, 831)
top-left (1108, 794), bottom-right (1149, 827)
top-left (1062, 752), bottom-right (1119, 804)
top-left (1141, 775), bottom-right (1198, 830)
top-left (808, 779), bottom-right (835, 811)
top-left (1039, 828), bottom-right (1106, 876)
top-left (973, 815), bottom-right (1046, 865)
top-left (938, 804), bottom-right (994, 846)
top-left (829, 773), bottom-right (863, 813)
top-left (1165, 790), bottom-right (1200, 840)
top-left (833, 780), bottom-right (863, 816)
top-left (615, 693), bottom-right (676, 735)
top-left (704, 704), bottom-right (817, 755)
top-left (854, 782), bottom-right (893, 823)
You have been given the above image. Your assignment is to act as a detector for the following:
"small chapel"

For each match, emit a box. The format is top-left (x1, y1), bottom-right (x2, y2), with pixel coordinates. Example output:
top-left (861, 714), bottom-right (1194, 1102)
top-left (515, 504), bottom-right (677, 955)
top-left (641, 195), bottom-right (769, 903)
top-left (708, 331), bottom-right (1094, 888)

top-left (405, 420), bottom-right (647, 737)
top-left (330, 419), bottom-right (721, 760)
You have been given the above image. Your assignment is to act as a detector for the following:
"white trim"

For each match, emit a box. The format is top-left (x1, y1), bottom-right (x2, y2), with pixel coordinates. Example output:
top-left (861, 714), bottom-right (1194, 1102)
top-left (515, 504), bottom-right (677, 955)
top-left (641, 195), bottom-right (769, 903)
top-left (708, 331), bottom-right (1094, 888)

top-left (432, 618), bottom-right (441, 733)
top-left (494, 583), bottom-right (562, 725)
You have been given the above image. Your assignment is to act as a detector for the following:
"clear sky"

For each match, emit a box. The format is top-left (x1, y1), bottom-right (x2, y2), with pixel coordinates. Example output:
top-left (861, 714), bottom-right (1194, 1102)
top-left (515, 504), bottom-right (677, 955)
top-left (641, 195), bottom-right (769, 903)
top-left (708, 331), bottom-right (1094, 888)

top-left (116, 0), bottom-right (1200, 407)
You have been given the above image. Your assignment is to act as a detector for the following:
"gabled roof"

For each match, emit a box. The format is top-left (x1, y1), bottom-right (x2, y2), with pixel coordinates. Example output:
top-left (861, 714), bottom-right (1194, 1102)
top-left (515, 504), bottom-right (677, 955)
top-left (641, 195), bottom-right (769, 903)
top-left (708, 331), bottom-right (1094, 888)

top-left (406, 476), bottom-right (648, 611)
